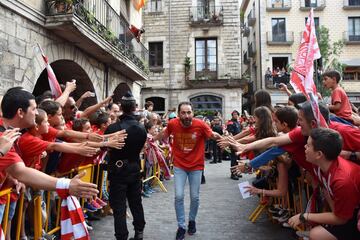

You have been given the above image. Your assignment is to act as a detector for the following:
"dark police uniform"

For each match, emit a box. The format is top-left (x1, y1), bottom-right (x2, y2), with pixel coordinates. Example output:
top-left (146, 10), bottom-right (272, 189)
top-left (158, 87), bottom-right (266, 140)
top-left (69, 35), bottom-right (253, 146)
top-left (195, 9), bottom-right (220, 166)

top-left (226, 117), bottom-right (242, 179)
top-left (105, 113), bottom-right (147, 240)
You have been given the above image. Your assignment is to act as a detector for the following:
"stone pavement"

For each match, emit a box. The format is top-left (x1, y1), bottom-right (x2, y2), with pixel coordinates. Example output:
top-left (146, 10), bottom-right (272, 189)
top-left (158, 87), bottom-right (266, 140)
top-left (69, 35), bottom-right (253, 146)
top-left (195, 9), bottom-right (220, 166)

top-left (90, 160), bottom-right (295, 240)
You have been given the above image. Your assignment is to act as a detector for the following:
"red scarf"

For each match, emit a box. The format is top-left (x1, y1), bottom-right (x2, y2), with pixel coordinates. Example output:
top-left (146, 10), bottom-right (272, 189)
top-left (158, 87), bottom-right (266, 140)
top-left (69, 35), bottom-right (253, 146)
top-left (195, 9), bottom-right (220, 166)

top-left (56, 178), bottom-right (90, 240)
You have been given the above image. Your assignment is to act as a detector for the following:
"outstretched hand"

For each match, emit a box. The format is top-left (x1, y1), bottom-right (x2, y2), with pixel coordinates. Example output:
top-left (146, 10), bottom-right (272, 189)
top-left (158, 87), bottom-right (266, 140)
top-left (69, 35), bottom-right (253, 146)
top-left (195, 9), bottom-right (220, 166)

top-left (69, 171), bottom-right (98, 198)
top-left (0, 128), bottom-right (22, 156)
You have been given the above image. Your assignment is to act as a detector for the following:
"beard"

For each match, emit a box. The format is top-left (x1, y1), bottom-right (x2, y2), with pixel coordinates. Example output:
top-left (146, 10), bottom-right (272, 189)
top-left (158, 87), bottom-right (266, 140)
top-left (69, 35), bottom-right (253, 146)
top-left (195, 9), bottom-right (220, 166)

top-left (180, 117), bottom-right (192, 127)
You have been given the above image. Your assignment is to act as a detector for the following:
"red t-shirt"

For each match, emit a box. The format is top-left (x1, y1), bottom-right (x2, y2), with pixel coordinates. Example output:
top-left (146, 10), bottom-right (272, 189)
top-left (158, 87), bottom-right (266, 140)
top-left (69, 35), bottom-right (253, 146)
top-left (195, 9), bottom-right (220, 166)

top-left (331, 87), bottom-right (352, 120)
top-left (41, 126), bottom-right (59, 142)
top-left (281, 127), bottom-right (313, 172)
top-left (0, 133), bottom-right (23, 188)
top-left (57, 153), bottom-right (85, 174)
top-left (165, 118), bottom-right (212, 171)
top-left (18, 132), bottom-right (50, 170)
top-left (329, 121), bottom-right (360, 151)
top-left (313, 157), bottom-right (360, 220)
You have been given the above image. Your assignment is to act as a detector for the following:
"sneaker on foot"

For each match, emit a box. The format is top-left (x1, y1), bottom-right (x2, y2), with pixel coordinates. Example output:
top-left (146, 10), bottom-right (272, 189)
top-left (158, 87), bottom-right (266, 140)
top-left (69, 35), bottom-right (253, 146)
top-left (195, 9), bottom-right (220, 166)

top-left (175, 228), bottom-right (186, 240)
top-left (84, 202), bottom-right (97, 212)
top-left (90, 200), bottom-right (102, 210)
top-left (187, 221), bottom-right (196, 235)
top-left (268, 205), bottom-right (283, 214)
top-left (282, 222), bottom-right (292, 229)
top-left (96, 197), bottom-right (107, 207)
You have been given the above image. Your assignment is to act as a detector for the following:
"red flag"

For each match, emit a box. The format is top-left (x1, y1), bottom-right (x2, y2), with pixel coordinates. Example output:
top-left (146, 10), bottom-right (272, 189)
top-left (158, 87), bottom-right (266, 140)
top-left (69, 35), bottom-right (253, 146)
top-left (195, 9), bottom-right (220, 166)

top-left (37, 44), bottom-right (63, 99)
top-left (290, 9), bottom-right (326, 127)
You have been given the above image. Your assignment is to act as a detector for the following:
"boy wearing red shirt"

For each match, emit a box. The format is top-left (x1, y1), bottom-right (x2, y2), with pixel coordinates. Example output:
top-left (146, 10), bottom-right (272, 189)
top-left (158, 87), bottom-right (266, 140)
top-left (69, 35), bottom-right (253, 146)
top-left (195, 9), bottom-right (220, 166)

top-left (322, 70), bottom-right (353, 123)
top-left (288, 128), bottom-right (360, 240)
top-left (154, 102), bottom-right (221, 240)
top-left (0, 87), bottom-right (99, 221)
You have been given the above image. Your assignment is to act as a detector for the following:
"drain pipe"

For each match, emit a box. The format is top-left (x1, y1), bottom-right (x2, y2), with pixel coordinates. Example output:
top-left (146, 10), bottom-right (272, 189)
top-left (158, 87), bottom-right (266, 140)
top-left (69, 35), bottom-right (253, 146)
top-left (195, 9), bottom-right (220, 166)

top-left (104, 65), bottom-right (109, 97)
top-left (168, 0), bottom-right (172, 108)
top-left (258, 0), bottom-right (262, 89)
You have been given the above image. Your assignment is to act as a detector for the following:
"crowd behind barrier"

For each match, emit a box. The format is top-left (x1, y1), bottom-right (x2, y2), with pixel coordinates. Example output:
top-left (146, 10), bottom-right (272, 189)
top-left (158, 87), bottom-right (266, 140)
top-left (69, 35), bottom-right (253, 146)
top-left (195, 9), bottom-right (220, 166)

top-left (0, 69), bottom-right (360, 240)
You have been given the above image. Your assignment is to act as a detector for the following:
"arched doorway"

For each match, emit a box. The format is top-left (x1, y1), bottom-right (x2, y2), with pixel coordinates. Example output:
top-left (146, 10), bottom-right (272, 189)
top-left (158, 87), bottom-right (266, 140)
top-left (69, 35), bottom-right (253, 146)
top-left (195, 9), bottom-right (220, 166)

top-left (33, 60), bottom-right (97, 110)
top-left (145, 97), bottom-right (165, 114)
top-left (113, 83), bottom-right (131, 104)
top-left (190, 94), bottom-right (222, 118)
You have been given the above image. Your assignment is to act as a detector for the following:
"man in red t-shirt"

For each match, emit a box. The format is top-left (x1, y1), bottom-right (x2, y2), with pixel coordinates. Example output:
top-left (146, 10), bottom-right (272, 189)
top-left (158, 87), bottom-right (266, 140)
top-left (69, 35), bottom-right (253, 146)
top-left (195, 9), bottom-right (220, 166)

top-left (289, 128), bottom-right (360, 240)
top-left (155, 102), bottom-right (221, 240)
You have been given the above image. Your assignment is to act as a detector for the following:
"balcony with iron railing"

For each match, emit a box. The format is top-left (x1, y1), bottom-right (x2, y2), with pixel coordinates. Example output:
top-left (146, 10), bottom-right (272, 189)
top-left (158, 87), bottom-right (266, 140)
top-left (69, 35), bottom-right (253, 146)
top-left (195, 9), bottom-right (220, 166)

top-left (343, 0), bottom-right (360, 9)
top-left (243, 52), bottom-right (250, 65)
top-left (300, 0), bottom-right (326, 11)
top-left (343, 31), bottom-right (360, 44)
top-left (247, 10), bottom-right (256, 26)
top-left (44, 0), bottom-right (148, 80)
top-left (265, 72), bottom-right (291, 89)
top-left (242, 25), bottom-right (250, 37)
top-left (267, 31), bottom-right (294, 45)
top-left (266, 0), bottom-right (292, 11)
top-left (189, 6), bottom-right (223, 27)
top-left (186, 63), bottom-right (246, 88)
top-left (248, 43), bottom-right (256, 58)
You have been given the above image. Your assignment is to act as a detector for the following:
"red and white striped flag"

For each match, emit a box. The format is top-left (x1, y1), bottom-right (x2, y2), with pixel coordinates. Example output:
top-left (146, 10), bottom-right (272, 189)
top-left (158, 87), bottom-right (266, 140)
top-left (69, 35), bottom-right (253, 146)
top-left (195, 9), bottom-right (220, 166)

top-left (290, 9), bottom-right (327, 127)
top-left (56, 178), bottom-right (90, 240)
top-left (37, 44), bottom-right (63, 99)
top-left (0, 225), bottom-right (4, 240)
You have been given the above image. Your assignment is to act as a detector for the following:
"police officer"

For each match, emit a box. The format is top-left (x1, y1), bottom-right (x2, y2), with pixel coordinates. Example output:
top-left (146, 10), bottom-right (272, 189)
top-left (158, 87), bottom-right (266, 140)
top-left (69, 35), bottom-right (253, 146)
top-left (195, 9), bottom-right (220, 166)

top-left (105, 91), bottom-right (147, 240)
top-left (226, 110), bottom-right (242, 180)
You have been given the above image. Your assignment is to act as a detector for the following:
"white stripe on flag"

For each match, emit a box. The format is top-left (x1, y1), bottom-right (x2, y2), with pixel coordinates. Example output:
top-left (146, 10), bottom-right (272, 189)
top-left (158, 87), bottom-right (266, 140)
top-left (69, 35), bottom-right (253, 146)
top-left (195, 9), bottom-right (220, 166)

top-left (73, 222), bottom-right (88, 239)
top-left (61, 218), bottom-right (73, 235)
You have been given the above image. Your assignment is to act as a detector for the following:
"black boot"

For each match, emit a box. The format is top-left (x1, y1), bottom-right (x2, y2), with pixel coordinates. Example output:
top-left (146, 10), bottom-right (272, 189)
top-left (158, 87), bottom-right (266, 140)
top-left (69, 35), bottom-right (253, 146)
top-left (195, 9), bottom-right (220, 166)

top-left (129, 231), bottom-right (143, 240)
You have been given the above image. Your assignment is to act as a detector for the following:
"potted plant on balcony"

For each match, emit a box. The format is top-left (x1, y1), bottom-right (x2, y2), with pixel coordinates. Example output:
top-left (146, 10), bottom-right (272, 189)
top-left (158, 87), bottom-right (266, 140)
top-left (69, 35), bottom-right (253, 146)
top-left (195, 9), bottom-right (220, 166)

top-left (46, 0), bottom-right (74, 14)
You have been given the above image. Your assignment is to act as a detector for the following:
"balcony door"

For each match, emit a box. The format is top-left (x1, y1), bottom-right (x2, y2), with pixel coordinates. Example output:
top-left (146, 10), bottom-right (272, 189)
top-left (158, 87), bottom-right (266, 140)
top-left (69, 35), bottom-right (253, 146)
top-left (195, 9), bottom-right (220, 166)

top-left (195, 38), bottom-right (217, 79)
top-left (348, 17), bottom-right (360, 41)
top-left (305, 0), bottom-right (317, 7)
top-left (272, 18), bottom-right (286, 42)
top-left (197, 0), bottom-right (215, 20)
top-left (349, 0), bottom-right (360, 6)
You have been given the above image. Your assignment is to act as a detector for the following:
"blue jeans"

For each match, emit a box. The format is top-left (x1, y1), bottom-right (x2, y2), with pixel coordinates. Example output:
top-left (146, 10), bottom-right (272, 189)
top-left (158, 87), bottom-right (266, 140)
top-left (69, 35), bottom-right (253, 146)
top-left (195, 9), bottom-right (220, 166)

top-left (174, 167), bottom-right (202, 229)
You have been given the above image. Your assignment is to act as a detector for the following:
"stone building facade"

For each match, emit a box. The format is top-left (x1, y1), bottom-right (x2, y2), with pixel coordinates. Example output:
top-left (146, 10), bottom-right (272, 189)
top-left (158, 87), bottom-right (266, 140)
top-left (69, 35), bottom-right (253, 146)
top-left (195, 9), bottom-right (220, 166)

top-left (0, 0), bottom-right (148, 105)
top-left (142, 0), bottom-right (245, 119)
top-left (241, 0), bottom-right (360, 106)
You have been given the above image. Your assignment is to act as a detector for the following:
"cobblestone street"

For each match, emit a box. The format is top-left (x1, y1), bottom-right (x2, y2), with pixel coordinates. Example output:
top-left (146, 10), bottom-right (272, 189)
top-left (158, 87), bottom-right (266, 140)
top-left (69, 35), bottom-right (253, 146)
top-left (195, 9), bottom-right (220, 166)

top-left (90, 160), bottom-right (294, 240)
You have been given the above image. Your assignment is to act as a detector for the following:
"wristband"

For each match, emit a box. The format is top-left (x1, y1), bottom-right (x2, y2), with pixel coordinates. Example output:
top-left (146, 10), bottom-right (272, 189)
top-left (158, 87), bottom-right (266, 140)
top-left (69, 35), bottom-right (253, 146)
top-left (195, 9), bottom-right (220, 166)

top-left (299, 213), bottom-right (306, 223)
top-left (350, 152), bottom-right (358, 162)
top-left (56, 178), bottom-right (71, 198)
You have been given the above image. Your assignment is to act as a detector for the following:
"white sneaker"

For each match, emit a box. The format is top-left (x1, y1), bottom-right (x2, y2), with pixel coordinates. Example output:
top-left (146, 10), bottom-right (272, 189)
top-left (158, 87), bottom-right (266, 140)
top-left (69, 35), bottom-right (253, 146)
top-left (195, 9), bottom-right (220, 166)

top-left (296, 231), bottom-right (310, 238)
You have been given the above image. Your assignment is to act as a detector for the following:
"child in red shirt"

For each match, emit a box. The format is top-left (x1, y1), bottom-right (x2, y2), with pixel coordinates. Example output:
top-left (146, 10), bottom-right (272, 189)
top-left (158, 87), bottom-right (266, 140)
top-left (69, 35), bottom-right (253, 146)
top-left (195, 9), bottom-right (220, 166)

top-left (322, 70), bottom-right (353, 123)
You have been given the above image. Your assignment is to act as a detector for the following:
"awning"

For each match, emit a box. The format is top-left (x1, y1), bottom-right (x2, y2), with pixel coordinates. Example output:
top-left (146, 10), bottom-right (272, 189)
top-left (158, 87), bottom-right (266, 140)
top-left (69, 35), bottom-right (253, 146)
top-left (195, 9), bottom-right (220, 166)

top-left (342, 59), bottom-right (360, 67)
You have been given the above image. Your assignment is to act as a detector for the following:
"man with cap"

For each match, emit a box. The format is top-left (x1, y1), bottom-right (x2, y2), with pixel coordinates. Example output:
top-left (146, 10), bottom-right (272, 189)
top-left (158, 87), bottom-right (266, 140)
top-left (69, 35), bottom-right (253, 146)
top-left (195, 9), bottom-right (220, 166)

top-left (226, 110), bottom-right (242, 180)
top-left (105, 91), bottom-right (147, 240)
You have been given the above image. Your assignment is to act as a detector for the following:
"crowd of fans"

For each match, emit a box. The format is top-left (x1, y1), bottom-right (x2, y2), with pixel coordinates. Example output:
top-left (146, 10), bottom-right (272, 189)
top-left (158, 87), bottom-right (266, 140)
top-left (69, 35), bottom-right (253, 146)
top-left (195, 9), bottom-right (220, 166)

top-left (0, 69), bottom-right (359, 240)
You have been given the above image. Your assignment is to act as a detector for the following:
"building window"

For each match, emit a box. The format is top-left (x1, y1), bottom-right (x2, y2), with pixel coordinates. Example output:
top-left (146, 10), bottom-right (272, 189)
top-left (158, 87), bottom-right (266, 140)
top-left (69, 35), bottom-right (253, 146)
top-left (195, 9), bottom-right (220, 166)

top-left (305, 17), bottom-right (319, 29)
top-left (349, 0), bottom-right (360, 6)
top-left (145, 97), bottom-right (165, 113)
top-left (195, 38), bottom-right (217, 77)
top-left (343, 72), bottom-right (356, 81)
top-left (272, 18), bottom-right (286, 42)
top-left (305, 0), bottom-right (318, 7)
top-left (190, 95), bottom-right (222, 116)
top-left (149, 0), bottom-right (162, 12)
top-left (348, 17), bottom-right (360, 41)
top-left (149, 42), bottom-right (163, 68)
